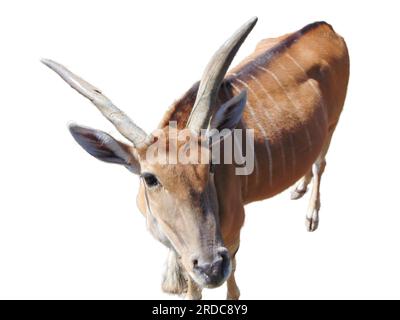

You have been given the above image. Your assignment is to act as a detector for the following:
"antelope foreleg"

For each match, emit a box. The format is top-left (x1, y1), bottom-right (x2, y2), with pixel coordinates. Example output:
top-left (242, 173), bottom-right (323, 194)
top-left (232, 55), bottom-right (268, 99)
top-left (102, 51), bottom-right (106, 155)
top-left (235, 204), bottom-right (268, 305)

top-left (185, 277), bottom-right (202, 300)
top-left (226, 256), bottom-right (240, 300)
top-left (162, 250), bottom-right (187, 296)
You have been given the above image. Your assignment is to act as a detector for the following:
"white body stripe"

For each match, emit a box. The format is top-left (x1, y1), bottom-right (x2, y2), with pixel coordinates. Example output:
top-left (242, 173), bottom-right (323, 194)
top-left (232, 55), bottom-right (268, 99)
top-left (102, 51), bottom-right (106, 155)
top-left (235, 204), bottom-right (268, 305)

top-left (276, 60), bottom-right (324, 137)
top-left (233, 135), bottom-right (249, 191)
top-left (304, 129), bottom-right (313, 151)
top-left (285, 53), bottom-right (329, 124)
top-left (222, 83), bottom-right (258, 189)
top-left (255, 64), bottom-right (314, 151)
top-left (231, 81), bottom-right (273, 187)
top-left (289, 134), bottom-right (296, 177)
top-left (248, 74), bottom-right (287, 176)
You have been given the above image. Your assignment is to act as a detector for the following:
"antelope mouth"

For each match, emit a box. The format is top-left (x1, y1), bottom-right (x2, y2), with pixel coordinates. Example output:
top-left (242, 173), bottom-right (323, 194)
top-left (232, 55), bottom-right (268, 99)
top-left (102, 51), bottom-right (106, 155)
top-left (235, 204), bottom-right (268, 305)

top-left (189, 247), bottom-right (232, 288)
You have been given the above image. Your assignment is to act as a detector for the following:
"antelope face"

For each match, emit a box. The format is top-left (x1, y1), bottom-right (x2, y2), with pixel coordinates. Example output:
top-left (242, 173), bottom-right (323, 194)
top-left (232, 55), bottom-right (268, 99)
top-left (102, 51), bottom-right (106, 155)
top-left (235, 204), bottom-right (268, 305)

top-left (66, 123), bottom-right (245, 288)
top-left (136, 130), bottom-right (230, 288)
top-left (42, 17), bottom-right (256, 289)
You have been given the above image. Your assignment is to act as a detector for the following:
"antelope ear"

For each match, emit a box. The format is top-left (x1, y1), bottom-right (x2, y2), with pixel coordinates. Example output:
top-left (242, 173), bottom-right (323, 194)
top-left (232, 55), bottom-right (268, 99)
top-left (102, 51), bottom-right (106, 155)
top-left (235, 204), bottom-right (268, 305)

top-left (69, 124), bottom-right (140, 174)
top-left (206, 90), bottom-right (247, 144)
top-left (208, 90), bottom-right (247, 132)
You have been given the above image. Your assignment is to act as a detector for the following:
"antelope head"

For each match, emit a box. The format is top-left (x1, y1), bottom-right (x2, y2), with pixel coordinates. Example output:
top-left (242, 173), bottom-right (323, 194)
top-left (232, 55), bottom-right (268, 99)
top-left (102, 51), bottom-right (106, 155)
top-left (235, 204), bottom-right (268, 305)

top-left (42, 17), bottom-right (257, 288)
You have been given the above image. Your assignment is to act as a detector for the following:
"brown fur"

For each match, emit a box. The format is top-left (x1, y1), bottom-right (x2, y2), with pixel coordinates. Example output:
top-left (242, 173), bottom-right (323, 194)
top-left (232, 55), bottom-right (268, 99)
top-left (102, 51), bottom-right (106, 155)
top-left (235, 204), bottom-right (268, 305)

top-left (155, 20), bottom-right (349, 269)
top-left (136, 21), bottom-right (349, 299)
top-left (43, 19), bottom-right (350, 299)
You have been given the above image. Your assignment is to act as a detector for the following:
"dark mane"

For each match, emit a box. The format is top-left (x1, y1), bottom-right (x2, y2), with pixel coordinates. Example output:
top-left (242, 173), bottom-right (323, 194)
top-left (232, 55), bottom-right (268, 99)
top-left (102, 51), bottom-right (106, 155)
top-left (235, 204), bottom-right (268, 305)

top-left (158, 82), bottom-right (199, 129)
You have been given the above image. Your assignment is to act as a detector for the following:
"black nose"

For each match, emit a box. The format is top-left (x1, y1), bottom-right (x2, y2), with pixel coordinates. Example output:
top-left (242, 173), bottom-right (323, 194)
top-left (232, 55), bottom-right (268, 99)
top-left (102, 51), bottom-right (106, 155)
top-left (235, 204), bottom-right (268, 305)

top-left (192, 247), bottom-right (231, 287)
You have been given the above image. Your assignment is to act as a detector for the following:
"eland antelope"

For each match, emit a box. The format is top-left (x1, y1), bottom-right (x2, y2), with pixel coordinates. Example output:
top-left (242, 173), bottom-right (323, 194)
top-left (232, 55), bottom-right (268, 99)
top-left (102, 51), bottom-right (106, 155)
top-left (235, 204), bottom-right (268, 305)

top-left (42, 17), bottom-right (349, 299)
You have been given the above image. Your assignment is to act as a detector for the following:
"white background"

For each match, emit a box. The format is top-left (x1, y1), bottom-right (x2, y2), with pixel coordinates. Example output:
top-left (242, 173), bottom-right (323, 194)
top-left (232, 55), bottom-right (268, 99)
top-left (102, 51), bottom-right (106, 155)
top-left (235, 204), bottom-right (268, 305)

top-left (0, 0), bottom-right (399, 299)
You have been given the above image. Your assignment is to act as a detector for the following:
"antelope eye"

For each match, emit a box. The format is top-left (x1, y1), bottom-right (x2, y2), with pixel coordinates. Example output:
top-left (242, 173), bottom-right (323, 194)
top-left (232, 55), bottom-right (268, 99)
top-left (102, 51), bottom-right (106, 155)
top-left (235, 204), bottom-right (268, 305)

top-left (142, 173), bottom-right (160, 188)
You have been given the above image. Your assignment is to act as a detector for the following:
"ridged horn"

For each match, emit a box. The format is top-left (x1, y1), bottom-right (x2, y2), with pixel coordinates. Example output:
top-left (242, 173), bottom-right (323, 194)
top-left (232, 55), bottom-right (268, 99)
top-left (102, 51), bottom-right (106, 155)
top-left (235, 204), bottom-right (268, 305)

top-left (186, 17), bottom-right (257, 132)
top-left (41, 59), bottom-right (147, 146)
